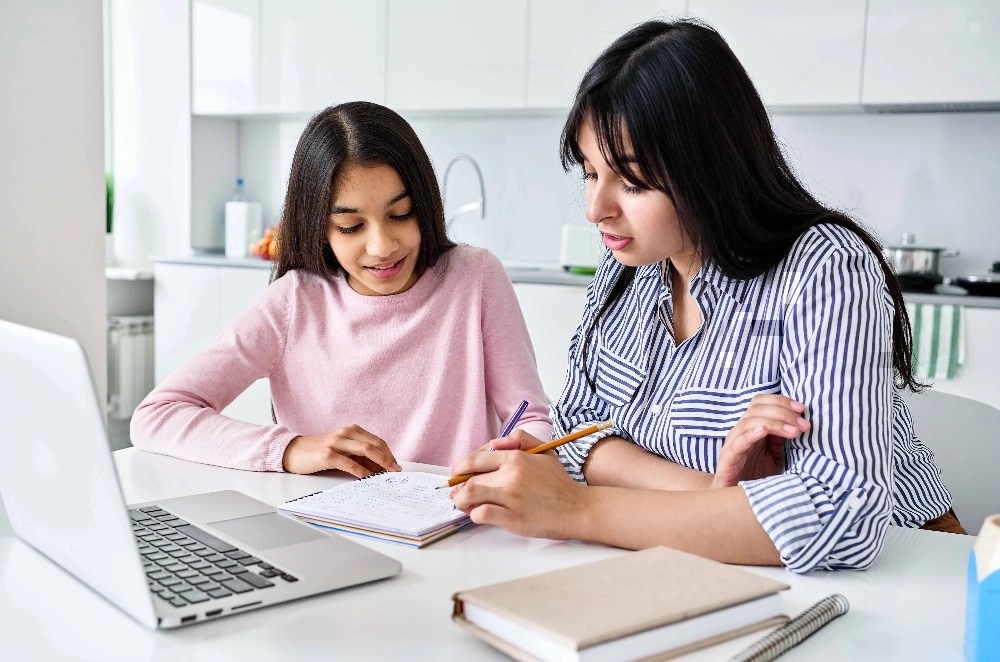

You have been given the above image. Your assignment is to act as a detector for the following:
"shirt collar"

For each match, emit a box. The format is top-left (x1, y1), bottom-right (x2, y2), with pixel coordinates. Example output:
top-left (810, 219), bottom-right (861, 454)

top-left (691, 259), bottom-right (751, 304)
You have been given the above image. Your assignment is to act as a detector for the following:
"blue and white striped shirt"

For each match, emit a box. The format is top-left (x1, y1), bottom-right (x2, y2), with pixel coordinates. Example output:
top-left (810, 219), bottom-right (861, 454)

top-left (552, 224), bottom-right (952, 573)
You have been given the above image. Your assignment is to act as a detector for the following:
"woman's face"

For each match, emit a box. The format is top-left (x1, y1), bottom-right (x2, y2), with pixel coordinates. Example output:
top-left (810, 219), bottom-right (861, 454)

top-left (327, 162), bottom-right (422, 296)
top-left (578, 119), bottom-right (697, 270)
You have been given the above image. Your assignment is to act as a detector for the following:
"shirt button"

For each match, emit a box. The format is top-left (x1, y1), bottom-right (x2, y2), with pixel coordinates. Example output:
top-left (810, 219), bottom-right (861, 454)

top-left (848, 496), bottom-right (863, 510)
top-left (649, 404), bottom-right (662, 415)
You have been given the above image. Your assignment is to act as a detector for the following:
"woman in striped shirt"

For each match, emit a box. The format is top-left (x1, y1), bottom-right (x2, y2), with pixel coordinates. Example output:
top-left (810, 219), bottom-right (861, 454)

top-left (450, 19), bottom-right (964, 572)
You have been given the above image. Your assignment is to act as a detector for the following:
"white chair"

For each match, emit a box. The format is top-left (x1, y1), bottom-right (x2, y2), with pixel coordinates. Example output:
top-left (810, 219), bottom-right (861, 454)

top-left (901, 389), bottom-right (1000, 532)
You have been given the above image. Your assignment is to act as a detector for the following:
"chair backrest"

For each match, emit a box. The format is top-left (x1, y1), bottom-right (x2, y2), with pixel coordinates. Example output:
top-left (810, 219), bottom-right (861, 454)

top-left (901, 389), bottom-right (1000, 533)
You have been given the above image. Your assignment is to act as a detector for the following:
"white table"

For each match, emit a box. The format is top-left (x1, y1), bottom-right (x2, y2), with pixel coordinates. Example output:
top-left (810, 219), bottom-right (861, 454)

top-left (0, 448), bottom-right (975, 661)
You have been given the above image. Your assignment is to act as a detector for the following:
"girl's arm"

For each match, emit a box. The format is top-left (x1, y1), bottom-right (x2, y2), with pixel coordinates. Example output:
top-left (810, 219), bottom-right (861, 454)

top-left (129, 275), bottom-right (298, 471)
top-left (478, 251), bottom-right (552, 440)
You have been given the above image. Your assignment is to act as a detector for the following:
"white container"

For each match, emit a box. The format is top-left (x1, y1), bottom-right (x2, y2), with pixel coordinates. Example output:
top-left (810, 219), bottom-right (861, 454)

top-left (559, 224), bottom-right (604, 271)
top-left (225, 201), bottom-right (263, 258)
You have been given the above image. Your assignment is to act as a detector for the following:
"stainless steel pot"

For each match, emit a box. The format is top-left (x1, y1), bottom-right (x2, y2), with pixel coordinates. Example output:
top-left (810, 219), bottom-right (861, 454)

top-left (884, 233), bottom-right (959, 277)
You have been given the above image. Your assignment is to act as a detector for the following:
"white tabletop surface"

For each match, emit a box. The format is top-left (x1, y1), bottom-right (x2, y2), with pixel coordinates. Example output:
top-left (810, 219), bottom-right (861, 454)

top-left (0, 447), bottom-right (975, 661)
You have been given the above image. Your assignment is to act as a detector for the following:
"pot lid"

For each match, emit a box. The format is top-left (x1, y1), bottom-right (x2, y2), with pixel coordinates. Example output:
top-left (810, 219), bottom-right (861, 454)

top-left (884, 232), bottom-right (948, 251)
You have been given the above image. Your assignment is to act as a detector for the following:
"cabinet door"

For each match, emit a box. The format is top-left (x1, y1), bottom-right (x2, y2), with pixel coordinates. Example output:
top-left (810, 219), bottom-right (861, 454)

top-left (218, 267), bottom-right (274, 424)
top-left (192, 0), bottom-right (261, 114)
top-left (689, 0), bottom-right (866, 106)
top-left (863, 0), bottom-right (1000, 105)
top-left (153, 264), bottom-right (221, 382)
top-left (260, 0), bottom-right (386, 113)
top-left (527, 1), bottom-right (683, 108)
top-left (386, 0), bottom-right (528, 110)
top-left (512, 283), bottom-right (588, 403)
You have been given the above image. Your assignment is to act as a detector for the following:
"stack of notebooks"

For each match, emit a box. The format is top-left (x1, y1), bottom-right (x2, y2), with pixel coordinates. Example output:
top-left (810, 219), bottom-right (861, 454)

top-left (452, 546), bottom-right (790, 661)
top-left (279, 471), bottom-right (471, 548)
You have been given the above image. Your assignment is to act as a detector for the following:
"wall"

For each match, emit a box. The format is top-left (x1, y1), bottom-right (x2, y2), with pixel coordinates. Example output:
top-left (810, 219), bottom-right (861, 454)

top-left (234, 109), bottom-right (1000, 271)
top-left (0, 0), bottom-right (106, 531)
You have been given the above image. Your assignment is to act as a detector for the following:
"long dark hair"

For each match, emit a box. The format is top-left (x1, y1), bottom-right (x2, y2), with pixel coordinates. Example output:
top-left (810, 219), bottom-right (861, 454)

top-left (273, 101), bottom-right (455, 281)
top-left (560, 18), bottom-right (921, 391)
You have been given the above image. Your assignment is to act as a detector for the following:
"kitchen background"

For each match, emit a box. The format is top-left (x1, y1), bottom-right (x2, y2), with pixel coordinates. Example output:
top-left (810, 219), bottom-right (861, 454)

top-left (37, 0), bottom-right (1000, 448)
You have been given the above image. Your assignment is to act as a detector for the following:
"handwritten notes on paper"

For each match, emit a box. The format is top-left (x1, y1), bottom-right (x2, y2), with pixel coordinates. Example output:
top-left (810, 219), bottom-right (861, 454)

top-left (279, 472), bottom-right (469, 541)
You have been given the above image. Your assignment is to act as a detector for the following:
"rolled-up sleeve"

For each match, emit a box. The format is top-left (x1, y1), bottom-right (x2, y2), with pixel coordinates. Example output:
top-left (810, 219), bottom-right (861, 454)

top-left (740, 244), bottom-right (895, 572)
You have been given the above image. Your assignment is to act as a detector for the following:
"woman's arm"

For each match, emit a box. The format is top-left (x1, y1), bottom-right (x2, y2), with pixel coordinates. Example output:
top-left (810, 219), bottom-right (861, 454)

top-left (451, 449), bottom-right (781, 565)
top-left (583, 436), bottom-right (713, 490)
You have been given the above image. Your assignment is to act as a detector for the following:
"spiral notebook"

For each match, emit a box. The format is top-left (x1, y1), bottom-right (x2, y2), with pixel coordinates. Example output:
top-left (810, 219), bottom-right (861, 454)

top-left (278, 472), bottom-right (472, 548)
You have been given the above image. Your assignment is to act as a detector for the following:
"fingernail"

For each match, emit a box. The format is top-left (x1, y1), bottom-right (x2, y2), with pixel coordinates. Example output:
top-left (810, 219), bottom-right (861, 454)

top-left (783, 423), bottom-right (798, 435)
top-left (797, 417), bottom-right (809, 428)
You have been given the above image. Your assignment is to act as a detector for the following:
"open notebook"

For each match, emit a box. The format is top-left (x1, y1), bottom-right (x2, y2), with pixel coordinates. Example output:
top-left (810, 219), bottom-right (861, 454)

top-left (278, 472), bottom-right (472, 548)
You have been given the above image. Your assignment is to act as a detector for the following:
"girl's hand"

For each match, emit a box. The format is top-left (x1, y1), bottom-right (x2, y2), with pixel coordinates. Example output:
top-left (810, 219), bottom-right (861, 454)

top-left (450, 449), bottom-right (588, 540)
top-left (282, 424), bottom-right (401, 477)
top-left (712, 395), bottom-right (810, 489)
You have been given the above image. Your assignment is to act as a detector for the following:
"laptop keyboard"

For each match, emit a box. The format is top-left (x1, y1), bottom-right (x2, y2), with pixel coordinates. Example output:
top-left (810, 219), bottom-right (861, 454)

top-left (129, 506), bottom-right (298, 609)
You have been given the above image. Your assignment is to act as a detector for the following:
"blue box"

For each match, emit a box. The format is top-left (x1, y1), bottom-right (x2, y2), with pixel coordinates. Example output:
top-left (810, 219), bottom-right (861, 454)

top-left (966, 549), bottom-right (1000, 660)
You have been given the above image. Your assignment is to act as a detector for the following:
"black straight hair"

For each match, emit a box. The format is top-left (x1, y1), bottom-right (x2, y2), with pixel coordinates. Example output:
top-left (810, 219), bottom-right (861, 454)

top-left (273, 101), bottom-right (454, 282)
top-left (560, 18), bottom-right (921, 391)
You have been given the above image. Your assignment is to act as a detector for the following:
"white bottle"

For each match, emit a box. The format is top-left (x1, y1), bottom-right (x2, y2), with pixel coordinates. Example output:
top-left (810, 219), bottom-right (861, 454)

top-left (225, 178), bottom-right (263, 258)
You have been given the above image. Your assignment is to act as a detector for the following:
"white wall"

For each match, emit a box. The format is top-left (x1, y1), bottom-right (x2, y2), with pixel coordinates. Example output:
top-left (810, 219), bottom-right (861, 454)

top-left (109, 0), bottom-right (191, 268)
top-left (233, 109), bottom-right (1000, 271)
top-left (0, 0), bottom-right (106, 528)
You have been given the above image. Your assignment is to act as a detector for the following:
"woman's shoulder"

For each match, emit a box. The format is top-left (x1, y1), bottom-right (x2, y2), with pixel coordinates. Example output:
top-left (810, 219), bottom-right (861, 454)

top-left (790, 223), bottom-right (874, 258)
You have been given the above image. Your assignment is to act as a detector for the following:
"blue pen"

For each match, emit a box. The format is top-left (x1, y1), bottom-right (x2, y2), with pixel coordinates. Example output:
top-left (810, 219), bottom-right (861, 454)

top-left (496, 399), bottom-right (529, 443)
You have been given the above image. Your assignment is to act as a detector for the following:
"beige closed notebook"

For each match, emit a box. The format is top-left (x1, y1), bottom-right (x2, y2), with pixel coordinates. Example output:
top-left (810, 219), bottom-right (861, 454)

top-left (452, 546), bottom-right (789, 662)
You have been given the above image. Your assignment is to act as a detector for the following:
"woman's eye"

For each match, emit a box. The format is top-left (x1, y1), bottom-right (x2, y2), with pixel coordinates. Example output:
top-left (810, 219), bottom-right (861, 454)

top-left (389, 211), bottom-right (414, 222)
top-left (337, 224), bottom-right (362, 235)
top-left (622, 182), bottom-right (644, 195)
top-left (582, 171), bottom-right (597, 182)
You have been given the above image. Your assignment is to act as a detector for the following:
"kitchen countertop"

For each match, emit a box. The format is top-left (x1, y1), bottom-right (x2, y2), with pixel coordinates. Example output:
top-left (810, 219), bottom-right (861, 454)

top-left (152, 254), bottom-right (1000, 308)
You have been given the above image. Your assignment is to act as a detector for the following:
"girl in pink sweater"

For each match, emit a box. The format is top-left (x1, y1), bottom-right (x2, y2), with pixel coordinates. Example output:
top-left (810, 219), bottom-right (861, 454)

top-left (131, 102), bottom-right (551, 476)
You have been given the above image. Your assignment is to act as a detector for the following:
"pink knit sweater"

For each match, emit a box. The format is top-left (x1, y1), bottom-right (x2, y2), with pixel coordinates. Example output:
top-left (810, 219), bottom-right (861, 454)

top-left (131, 246), bottom-right (552, 471)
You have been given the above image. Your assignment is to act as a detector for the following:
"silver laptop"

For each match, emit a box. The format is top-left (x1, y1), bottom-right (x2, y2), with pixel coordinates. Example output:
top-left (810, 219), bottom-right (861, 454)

top-left (0, 320), bottom-right (401, 629)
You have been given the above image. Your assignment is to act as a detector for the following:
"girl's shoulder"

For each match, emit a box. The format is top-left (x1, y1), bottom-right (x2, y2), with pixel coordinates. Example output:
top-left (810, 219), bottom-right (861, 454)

top-left (432, 244), bottom-right (504, 281)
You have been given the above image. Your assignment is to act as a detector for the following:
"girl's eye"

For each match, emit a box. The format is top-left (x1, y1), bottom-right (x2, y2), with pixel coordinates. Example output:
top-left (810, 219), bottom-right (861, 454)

top-left (389, 211), bottom-right (414, 222)
top-left (622, 183), bottom-right (644, 195)
top-left (582, 171), bottom-right (597, 182)
top-left (337, 224), bottom-right (362, 235)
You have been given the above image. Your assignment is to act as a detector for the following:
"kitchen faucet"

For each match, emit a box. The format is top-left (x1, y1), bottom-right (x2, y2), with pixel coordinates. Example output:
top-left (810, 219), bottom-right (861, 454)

top-left (441, 153), bottom-right (486, 228)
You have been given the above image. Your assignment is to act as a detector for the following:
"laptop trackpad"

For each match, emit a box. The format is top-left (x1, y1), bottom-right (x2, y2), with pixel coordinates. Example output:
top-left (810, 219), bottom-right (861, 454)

top-left (209, 512), bottom-right (327, 550)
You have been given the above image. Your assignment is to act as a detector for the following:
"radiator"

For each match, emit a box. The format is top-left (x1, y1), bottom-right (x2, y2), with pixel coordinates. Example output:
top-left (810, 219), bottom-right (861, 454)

top-left (107, 315), bottom-right (155, 420)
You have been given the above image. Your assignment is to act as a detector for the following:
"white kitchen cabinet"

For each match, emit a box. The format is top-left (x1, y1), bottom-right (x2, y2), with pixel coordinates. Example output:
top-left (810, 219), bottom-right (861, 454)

top-left (154, 262), bottom-right (273, 424)
top-left (386, 0), bottom-right (528, 110)
top-left (192, 0), bottom-right (261, 114)
top-left (862, 0), bottom-right (1000, 106)
top-left (260, 0), bottom-right (386, 113)
top-left (688, 0), bottom-right (867, 107)
top-left (512, 282), bottom-right (587, 403)
top-left (527, 1), bottom-right (684, 108)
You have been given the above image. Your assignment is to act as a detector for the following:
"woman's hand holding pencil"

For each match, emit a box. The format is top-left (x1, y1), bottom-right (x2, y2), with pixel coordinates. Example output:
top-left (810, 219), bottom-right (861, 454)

top-left (446, 421), bottom-right (614, 539)
top-left (441, 421), bottom-right (614, 488)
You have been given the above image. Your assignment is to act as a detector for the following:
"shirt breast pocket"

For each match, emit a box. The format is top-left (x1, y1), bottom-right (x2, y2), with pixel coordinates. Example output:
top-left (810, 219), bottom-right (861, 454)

top-left (669, 380), bottom-right (782, 441)
top-left (593, 346), bottom-right (645, 407)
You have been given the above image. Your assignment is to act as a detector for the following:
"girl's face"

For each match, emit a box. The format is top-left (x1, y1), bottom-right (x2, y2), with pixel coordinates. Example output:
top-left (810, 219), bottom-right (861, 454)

top-left (327, 162), bottom-right (422, 296)
top-left (578, 119), bottom-right (697, 270)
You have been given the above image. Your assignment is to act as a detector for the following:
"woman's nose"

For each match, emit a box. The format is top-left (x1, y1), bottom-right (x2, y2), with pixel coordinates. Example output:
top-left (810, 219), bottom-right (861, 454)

top-left (585, 180), bottom-right (615, 225)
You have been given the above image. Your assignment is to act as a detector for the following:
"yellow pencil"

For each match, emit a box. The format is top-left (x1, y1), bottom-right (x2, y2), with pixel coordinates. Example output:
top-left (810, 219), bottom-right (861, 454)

top-left (439, 420), bottom-right (614, 488)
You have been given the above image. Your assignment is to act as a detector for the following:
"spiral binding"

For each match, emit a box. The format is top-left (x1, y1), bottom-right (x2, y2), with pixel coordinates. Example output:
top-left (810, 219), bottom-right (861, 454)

top-left (729, 594), bottom-right (850, 662)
